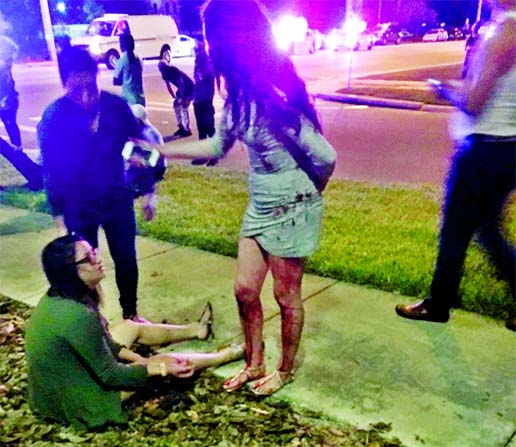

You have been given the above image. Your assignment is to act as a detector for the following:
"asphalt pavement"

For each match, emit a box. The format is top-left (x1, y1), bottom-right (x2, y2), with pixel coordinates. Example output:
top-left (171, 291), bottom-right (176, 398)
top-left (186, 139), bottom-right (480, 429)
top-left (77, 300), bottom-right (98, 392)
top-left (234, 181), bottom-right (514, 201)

top-left (0, 69), bottom-right (514, 447)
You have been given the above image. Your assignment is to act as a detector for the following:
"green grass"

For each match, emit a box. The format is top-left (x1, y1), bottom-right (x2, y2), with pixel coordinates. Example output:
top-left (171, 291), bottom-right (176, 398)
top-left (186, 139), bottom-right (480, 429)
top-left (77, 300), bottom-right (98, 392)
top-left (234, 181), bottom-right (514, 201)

top-left (2, 165), bottom-right (514, 321)
top-left (338, 64), bottom-right (463, 105)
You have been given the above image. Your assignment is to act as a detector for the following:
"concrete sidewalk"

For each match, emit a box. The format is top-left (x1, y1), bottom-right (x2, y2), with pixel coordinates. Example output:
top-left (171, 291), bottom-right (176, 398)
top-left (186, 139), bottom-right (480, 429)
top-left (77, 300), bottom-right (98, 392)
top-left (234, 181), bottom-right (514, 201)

top-left (0, 204), bottom-right (514, 447)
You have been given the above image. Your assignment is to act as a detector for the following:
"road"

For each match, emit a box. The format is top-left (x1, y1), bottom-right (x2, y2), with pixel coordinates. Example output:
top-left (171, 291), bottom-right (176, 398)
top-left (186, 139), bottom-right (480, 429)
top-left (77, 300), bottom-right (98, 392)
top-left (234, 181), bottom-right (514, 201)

top-left (3, 41), bottom-right (464, 185)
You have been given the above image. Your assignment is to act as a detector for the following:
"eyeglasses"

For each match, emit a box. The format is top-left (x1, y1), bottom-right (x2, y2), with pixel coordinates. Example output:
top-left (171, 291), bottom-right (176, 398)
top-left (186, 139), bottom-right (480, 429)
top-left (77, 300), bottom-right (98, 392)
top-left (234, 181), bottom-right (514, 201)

top-left (71, 248), bottom-right (99, 266)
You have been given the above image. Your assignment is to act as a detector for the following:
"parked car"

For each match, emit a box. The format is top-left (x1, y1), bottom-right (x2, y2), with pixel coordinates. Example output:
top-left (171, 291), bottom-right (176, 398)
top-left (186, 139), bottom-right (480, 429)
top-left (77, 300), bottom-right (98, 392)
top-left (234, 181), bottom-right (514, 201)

top-left (446, 27), bottom-right (464, 41)
top-left (171, 34), bottom-right (195, 57)
top-left (372, 23), bottom-right (407, 45)
top-left (72, 14), bottom-right (179, 69)
top-left (422, 28), bottom-right (449, 42)
top-left (325, 29), bottom-right (373, 51)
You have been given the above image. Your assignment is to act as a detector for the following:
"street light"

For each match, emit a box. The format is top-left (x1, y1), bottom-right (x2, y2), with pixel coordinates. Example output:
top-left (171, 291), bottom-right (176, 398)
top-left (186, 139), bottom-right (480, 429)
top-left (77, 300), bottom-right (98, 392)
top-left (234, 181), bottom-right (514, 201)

top-left (476, 0), bottom-right (483, 22)
top-left (56, 1), bottom-right (66, 14)
top-left (38, 0), bottom-right (57, 61)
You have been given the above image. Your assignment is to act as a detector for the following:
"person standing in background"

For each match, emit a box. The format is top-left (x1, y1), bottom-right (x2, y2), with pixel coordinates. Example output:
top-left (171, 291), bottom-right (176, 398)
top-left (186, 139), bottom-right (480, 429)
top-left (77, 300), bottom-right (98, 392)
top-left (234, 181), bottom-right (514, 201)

top-left (0, 35), bottom-right (43, 190)
top-left (39, 47), bottom-right (146, 322)
top-left (396, 0), bottom-right (516, 331)
top-left (191, 37), bottom-right (217, 166)
top-left (113, 33), bottom-right (145, 106)
top-left (158, 47), bottom-right (194, 137)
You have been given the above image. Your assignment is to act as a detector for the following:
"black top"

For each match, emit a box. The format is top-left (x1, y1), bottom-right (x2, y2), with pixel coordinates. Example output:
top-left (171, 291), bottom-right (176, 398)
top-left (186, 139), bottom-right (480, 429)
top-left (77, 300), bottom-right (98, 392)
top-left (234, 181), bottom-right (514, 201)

top-left (38, 91), bottom-right (139, 220)
top-left (158, 62), bottom-right (194, 99)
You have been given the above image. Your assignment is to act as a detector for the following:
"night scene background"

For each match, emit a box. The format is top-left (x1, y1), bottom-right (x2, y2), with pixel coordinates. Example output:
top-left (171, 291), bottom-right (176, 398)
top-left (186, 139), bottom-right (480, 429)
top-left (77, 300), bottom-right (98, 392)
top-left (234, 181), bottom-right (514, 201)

top-left (0, 0), bottom-right (492, 59)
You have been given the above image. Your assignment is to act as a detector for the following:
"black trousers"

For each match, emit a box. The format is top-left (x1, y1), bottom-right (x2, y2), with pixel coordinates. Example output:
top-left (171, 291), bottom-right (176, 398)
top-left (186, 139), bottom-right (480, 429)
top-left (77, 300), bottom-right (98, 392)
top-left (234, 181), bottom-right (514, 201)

top-left (0, 95), bottom-right (21, 147)
top-left (0, 137), bottom-right (43, 189)
top-left (429, 135), bottom-right (516, 311)
top-left (64, 193), bottom-right (139, 318)
top-left (193, 100), bottom-right (215, 140)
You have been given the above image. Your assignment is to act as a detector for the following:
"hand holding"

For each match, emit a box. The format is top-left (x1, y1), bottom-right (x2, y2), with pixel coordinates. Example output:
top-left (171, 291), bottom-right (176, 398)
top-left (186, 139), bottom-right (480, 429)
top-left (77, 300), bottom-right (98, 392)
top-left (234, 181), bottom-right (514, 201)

top-left (147, 354), bottom-right (195, 378)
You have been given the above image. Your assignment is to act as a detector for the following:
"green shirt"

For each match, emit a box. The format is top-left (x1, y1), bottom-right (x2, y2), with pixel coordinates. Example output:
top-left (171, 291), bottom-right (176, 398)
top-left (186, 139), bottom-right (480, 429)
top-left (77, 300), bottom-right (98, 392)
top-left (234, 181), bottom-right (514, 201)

top-left (25, 294), bottom-right (148, 429)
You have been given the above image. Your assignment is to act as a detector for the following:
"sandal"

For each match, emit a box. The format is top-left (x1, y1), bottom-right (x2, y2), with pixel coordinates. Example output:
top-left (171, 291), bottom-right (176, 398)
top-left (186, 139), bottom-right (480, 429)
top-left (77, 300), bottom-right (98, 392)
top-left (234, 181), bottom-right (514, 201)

top-left (198, 302), bottom-right (214, 340)
top-left (251, 370), bottom-right (294, 396)
top-left (223, 364), bottom-right (266, 392)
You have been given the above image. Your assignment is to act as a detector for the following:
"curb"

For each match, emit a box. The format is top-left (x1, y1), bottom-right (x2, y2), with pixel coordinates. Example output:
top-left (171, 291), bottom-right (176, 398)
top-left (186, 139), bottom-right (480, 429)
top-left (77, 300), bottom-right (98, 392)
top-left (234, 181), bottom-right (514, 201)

top-left (314, 92), bottom-right (453, 113)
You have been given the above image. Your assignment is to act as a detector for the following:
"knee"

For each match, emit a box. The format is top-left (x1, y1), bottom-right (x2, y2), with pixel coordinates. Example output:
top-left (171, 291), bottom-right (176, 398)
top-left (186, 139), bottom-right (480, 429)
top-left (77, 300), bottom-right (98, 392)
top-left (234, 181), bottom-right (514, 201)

top-left (234, 280), bottom-right (260, 305)
top-left (273, 282), bottom-right (302, 307)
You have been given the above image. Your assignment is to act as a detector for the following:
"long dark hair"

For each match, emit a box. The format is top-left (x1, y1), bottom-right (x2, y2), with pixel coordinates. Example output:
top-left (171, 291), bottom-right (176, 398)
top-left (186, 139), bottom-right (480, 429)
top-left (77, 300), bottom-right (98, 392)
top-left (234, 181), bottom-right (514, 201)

top-left (41, 234), bottom-right (100, 310)
top-left (120, 33), bottom-right (136, 63)
top-left (202, 0), bottom-right (321, 134)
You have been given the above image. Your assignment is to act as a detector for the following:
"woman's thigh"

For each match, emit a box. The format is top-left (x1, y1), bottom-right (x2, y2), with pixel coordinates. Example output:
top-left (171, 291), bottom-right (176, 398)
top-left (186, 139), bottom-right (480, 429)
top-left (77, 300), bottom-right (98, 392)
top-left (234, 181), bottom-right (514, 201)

top-left (235, 238), bottom-right (269, 292)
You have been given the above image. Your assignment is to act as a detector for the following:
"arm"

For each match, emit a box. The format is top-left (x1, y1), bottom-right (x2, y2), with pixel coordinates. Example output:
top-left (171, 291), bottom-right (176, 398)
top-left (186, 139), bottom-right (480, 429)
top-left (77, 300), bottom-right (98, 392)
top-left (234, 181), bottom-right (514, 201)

top-left (437, 19), bottom-right (516, 116)
top-left (285, 117), bottom-right (337, 192)
top-left (38, 107), bottom-right (67, 221)
top-left (164, 80), bottom-right (176, 99)
top-left (113, 57), bottom-right (123, 86)
top-left (158, 137), bottom-right (218, 160)
top-left (158, 106), bottom-right (236, 160)
top-left (65, 308), bottom-right (150, 388)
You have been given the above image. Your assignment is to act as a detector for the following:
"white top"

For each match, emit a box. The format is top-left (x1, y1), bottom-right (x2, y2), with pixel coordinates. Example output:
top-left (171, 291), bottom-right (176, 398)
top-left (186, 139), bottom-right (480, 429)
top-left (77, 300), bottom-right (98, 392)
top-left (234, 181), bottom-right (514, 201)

top-left (451, 11), bottom-right (516, 141)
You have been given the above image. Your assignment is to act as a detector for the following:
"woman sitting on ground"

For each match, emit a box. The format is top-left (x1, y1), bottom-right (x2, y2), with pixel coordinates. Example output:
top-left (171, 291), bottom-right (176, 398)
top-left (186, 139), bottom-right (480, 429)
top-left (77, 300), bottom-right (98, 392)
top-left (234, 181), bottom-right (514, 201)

top-left (25, 234), bottom-right (244, 429)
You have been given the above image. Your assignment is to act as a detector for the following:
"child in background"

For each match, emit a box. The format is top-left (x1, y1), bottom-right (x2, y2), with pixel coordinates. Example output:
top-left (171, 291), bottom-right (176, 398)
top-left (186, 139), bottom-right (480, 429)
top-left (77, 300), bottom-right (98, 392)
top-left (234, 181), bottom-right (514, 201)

top-left (125, 104), bottom-right (166, 221)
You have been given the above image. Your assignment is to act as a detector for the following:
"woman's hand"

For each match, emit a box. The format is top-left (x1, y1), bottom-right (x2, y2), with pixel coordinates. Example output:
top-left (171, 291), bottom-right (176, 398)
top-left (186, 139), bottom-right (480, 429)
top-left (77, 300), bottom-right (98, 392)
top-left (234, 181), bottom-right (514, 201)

top-left (118, 347), bottom-right (146, 365)
top-left (146, 354), bottom-right (195, 378)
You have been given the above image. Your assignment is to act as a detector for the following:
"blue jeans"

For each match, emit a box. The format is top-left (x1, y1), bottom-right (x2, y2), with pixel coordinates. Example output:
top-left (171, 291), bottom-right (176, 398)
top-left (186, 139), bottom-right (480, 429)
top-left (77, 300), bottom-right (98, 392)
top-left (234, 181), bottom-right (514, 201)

top-left (428, 135), bottom-right (516, 311)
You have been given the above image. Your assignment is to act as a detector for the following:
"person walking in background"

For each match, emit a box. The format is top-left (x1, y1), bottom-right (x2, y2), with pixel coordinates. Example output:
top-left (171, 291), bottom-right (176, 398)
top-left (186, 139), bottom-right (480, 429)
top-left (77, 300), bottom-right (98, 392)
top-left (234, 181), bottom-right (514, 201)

top-left (396, 0), bottom-right (516, 331)
top-left (191, 37), bottom-right (216, 166)
top-left (158, 47), bottom-right (194, 137)
top-left (0, 35), bottom-right (43, 190)
top-left (156, 0), bottom-right (336, 395)
top-left (25, 234), bottom-right (244, 430)
top-left (38, 47), bottom-right (146, 322)
top-left (113, 33), bottom-right (145, 106)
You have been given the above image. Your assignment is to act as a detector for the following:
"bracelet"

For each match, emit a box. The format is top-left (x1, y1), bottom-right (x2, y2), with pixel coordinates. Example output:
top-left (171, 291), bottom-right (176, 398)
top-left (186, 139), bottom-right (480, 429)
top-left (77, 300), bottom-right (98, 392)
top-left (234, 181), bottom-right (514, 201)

top-left (160, 361), bottom-right (167, 377)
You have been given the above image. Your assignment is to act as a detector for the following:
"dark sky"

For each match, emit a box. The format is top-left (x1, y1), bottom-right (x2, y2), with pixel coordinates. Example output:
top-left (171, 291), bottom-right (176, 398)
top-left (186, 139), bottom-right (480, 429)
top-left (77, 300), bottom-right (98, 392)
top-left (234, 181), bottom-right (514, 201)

top-left (263, 0), bottom-right (485, 30)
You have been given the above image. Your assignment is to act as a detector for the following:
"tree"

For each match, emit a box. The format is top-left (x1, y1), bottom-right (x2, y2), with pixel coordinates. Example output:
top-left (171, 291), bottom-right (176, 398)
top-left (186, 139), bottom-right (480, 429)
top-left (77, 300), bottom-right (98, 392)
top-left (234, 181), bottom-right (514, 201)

top-left (0, 0), bottom-right (47, 59)
top-left (396, 0), bottom-right (437, 28)
top-left (82, 0), bottom-right (104, 23)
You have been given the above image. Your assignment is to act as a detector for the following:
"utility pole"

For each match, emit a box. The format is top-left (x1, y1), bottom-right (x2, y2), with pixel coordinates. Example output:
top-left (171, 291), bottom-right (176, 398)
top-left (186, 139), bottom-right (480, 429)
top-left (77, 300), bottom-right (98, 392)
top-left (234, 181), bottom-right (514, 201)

top-left (39, 0), bottom-right (57, 62)
top-left (476, 0), bottom-right (483, 22)
top-left (377, 0), bottom-right (382, 23)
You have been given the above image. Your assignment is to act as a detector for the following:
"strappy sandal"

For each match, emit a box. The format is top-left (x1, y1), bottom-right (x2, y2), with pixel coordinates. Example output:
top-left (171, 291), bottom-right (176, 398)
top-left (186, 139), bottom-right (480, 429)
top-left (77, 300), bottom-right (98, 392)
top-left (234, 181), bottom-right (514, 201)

top-left (223, 364), bottom-right (266, 392)
top-left (251, 370), bottom-right (294, 396)
top-left (197, 302), bottom-right (214, 340)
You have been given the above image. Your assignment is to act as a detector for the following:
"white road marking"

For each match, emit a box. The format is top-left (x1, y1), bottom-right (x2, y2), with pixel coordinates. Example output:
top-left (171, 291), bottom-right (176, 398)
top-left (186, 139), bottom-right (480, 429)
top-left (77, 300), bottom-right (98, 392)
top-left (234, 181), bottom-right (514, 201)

top-left (0, 124), bottom-right (37, 133)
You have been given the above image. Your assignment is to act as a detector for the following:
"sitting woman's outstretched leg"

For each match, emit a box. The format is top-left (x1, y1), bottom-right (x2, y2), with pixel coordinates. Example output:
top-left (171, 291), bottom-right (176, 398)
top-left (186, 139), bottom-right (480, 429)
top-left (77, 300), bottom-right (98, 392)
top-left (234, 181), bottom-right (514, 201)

top-left (109, 304), bottom-right (213, 348)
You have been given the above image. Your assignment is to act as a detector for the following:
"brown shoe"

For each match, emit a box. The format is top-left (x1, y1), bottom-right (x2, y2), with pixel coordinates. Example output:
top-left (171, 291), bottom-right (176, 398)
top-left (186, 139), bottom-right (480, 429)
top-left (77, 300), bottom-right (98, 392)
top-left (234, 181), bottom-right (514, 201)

top-left (395, 299), bottom-right (449, 323)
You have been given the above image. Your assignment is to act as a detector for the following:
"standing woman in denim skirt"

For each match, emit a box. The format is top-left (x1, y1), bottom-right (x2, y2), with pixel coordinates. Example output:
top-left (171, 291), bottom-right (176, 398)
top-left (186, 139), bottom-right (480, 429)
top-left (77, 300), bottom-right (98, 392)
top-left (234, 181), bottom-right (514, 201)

top-left (156, 0), bottom-right (336, 395)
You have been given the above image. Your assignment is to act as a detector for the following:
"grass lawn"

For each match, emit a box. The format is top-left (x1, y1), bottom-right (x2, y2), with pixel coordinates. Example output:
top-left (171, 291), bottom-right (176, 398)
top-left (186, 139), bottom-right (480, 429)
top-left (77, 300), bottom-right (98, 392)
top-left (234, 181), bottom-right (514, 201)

top-left (337, 64), bottom-right (463, 104)
top-left (1, 165), bottom-right (514, 321)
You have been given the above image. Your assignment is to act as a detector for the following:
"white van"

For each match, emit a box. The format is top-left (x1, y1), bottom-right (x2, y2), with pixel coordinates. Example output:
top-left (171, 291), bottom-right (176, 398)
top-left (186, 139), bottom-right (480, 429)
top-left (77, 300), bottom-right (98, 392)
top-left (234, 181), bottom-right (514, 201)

top-left (71, 14), bottom-right (179, 69)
